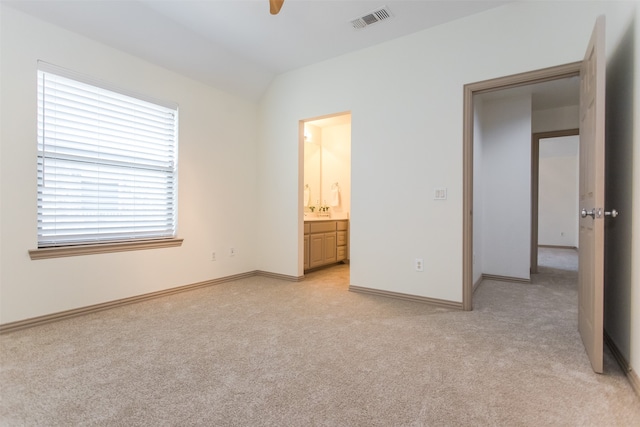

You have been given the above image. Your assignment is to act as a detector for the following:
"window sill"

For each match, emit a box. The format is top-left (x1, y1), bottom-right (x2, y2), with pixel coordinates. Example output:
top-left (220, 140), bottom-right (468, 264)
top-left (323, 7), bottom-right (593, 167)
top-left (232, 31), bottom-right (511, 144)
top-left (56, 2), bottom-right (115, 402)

top-left (28, 238), bottom-right (184, 260)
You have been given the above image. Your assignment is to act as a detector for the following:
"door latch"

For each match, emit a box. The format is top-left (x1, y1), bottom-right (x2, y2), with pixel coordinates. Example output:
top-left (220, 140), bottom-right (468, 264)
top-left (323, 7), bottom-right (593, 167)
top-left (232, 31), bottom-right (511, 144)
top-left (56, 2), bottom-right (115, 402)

top-left (581, 208), bottom-right (596, 219)
top-left (581, 208), bottom-right (618, 219)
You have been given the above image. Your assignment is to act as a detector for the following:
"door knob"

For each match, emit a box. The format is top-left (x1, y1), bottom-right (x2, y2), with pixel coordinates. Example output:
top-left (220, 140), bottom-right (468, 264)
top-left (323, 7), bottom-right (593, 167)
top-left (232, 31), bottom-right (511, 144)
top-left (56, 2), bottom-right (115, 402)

top-left (604, 209), bottom-right (619, 218)
top-left (581, 208), bottom-right (595, 219)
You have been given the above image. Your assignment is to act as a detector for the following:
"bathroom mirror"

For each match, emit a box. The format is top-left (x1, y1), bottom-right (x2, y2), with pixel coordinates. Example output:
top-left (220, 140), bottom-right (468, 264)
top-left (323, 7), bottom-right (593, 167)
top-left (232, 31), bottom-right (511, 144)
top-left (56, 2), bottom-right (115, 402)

top-left (303, 124), bottom-right (321, 209)
top-left (303, 113), bottom-right (351, 217)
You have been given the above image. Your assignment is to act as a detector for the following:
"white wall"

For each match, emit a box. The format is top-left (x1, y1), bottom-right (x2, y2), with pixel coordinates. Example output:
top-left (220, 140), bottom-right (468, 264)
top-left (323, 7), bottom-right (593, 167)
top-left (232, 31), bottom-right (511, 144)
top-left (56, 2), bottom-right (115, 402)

top-left (3, 0), bottom-right (639, 387)
top-left (303, 124), bottom-right (321, 208)
top-left (0, 6), bottom-right (259, 324)
top-left (532, 105), bottom-right (579, 133)
top-left (320, 123), bottom-right (351, 218)
top-left (258, 0), bottom-right (634, 301)
top-left (480, 95), bottom-right (532, 280)
top-left (602, 4), bottom-right (639, 382)
top-left (538, 136), bottom-right (579, 247)
top-left (632, 3), bottom-right (640, 389)
top-left (472, 99), bottom-right (484, 286)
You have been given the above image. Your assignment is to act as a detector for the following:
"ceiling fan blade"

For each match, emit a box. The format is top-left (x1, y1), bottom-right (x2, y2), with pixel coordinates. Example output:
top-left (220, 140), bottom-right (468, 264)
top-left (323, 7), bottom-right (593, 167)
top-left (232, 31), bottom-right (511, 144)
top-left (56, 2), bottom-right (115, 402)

top-left (269, 0), bottom-right (284, 15)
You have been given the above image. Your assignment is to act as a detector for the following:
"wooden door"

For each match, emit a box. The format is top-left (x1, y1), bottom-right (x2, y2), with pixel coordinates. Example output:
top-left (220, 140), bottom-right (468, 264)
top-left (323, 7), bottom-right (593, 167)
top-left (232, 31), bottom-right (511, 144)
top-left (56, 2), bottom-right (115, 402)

top-left (578, 16), bottom-right (606, 374)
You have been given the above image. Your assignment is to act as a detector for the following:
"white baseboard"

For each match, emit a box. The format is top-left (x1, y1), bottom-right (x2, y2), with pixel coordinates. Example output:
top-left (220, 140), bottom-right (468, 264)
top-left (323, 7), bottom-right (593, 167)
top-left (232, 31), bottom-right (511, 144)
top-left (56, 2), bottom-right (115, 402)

top-left (482, 274), bottom-right (531, 284)
top-left (0, 270), bottom-right (301, 334)
top-left (348, 285), bottom-right (462, 310)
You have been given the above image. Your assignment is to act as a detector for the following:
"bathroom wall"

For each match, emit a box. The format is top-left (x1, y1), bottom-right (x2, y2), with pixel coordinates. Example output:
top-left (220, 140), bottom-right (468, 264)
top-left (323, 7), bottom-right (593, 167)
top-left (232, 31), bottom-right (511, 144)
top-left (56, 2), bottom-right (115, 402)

top-left (320, 123), bottom-right (351, 218)
top-left (303, 124), bottom-right (321, 208)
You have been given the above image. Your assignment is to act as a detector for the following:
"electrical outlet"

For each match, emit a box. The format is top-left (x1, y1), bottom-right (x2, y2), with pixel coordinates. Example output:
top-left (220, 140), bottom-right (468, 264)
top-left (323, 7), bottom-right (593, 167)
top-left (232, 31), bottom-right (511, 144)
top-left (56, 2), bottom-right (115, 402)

top-left (211, 252), bottom-right (216, 261)
top-left (229, 247), bottom-right (236, 257)
top-left (415, 258), bottom-right (424, 272)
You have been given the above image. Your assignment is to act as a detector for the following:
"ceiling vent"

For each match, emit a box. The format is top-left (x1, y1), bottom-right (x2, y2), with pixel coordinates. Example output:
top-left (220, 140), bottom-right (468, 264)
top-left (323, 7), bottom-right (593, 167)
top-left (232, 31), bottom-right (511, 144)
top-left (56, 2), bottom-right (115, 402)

top-left (349, 6), bottom-right (393, 30)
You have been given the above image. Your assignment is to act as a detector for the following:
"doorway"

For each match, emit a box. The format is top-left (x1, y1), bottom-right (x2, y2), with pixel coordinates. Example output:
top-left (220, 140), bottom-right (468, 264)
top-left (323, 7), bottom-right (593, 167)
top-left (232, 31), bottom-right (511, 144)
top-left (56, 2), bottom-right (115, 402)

top-left (462, 62), bottom-right (582, 310)
top-left (299, 112), bottom-right (352, 276)
top-left (531, 129), bottom-right (579, 274)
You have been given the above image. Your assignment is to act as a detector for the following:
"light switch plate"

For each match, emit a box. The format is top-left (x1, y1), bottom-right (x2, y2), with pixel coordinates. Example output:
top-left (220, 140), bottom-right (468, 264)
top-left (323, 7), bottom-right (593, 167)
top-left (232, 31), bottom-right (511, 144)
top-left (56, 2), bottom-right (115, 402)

top-left (434, 188), bottom-right (447, 200)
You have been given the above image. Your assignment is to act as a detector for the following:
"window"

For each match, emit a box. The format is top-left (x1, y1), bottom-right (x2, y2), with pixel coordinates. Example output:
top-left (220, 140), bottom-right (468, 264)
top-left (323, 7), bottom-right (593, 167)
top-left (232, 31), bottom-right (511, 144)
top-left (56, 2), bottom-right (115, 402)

top-left (36, 64), bottom-right (178, 249)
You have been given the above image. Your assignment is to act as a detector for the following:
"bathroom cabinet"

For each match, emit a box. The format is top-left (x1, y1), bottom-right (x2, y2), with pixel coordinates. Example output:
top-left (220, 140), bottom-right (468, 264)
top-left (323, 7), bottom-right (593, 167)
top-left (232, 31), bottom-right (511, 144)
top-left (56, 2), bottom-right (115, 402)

top-left (303, 234), bottom-right (310, 270)
top-left (304, 220), bottom-right (348, 271)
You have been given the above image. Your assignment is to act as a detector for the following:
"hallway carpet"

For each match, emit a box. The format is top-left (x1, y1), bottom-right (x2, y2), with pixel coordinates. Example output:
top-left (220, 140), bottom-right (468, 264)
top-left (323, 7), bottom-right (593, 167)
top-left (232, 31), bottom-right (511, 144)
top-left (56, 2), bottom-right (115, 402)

top-left (1, 249), bottom-right (638, 425)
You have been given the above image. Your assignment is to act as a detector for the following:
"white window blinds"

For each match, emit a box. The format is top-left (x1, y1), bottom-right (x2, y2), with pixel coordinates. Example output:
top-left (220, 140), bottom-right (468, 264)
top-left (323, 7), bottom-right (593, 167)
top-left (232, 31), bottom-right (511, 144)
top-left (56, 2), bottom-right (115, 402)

top-left (37, 66), bottom-right (178, 247)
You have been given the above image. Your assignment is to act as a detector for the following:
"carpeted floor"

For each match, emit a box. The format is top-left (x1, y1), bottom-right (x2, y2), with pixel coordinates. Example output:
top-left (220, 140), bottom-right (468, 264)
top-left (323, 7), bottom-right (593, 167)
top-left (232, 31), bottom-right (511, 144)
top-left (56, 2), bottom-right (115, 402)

top-left (1, 248), bottom-right (638, 426)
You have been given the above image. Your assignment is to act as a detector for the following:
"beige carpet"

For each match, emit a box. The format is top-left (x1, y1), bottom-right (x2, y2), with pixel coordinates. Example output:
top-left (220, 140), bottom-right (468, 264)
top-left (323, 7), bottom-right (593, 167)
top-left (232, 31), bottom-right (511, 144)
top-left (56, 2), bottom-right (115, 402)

top-left (1, 248), bottom-right (638, 426)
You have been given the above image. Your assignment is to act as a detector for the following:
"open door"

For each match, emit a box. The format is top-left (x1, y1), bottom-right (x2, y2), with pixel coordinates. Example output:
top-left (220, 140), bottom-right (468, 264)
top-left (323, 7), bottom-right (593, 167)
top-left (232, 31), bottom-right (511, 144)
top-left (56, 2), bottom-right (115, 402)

top-left (578, 16), bottom-right (606, 374)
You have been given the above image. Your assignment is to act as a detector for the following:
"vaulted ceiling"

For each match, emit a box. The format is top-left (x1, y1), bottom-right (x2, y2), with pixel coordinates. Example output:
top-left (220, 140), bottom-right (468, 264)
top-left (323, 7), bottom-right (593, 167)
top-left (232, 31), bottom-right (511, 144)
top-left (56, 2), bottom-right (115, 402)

top-left (5, 0), bottom-right (513, 100)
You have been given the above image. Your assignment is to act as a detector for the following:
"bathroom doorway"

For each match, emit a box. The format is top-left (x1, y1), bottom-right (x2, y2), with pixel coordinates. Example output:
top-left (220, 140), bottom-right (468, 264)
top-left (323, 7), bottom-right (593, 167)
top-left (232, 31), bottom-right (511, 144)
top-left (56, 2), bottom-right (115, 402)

top-left (299, 112), bottom-right (352, 277)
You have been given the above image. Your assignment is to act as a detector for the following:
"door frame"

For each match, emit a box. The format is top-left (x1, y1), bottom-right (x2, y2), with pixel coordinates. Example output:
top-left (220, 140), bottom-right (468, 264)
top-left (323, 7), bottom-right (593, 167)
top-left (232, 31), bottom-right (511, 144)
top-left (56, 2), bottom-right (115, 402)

top-left (299, 111), bottom-right (352, 276)
top-left (530, 128), bottom-right (579, 274)
top-left (462, 62), bottom-right (582, 310)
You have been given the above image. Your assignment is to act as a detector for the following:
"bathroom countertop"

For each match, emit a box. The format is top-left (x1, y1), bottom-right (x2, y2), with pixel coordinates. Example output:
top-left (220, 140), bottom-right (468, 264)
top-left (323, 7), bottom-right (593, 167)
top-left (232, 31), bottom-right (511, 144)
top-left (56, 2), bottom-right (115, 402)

top-left (303, 216), bottom-right (348, 222)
